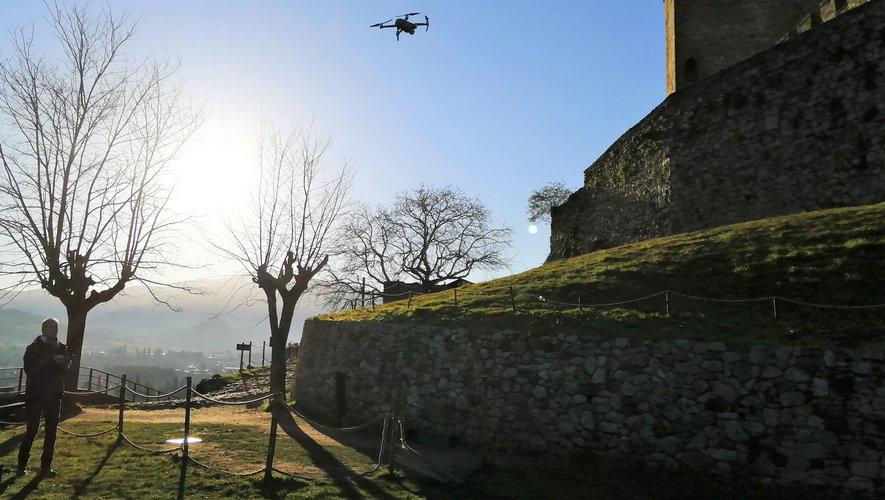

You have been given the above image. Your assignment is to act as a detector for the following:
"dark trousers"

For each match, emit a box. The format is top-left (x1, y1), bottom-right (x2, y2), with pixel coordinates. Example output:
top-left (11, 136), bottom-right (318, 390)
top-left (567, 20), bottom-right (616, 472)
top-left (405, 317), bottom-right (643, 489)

top-left (18, 395), bottom-right (61, 469)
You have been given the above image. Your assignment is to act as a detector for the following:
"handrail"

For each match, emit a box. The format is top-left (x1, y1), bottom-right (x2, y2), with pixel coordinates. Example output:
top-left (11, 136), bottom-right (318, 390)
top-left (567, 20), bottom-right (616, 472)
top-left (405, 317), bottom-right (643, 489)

top-left (0, 365), bottom-right (167, 401)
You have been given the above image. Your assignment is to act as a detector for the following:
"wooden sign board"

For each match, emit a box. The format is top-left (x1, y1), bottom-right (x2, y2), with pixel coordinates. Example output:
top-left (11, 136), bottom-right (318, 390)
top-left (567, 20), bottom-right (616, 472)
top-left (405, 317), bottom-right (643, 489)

top-left (236, 343), bottom-right (251, 351)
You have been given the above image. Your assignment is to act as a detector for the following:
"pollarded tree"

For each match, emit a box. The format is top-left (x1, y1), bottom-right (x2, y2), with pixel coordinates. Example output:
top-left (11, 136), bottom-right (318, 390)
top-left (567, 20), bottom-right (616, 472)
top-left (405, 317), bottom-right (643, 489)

top-left (328, 185), bottom-right (511, 303)
top-left (0, 4), bottom-right (200, 389)
top-left (218, 123), bottom-right (350, 396)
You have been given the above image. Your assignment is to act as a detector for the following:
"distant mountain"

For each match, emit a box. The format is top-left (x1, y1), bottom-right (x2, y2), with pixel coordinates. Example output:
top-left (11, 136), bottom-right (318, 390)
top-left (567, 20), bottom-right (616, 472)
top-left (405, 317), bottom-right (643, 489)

top-left (150, 317), bottom-right (259, 351)
top-left (3, 277), bottom-right (330, 352)
top-left (0, 308), bottom-right (44, 344)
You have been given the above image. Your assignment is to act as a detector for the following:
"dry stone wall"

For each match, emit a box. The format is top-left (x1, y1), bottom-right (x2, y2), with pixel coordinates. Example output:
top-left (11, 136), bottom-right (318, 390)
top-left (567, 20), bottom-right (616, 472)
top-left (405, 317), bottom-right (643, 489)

top-left (550, 0), bottom-right (885, 260)
top-left (295, 320), bottom-right (884, 494)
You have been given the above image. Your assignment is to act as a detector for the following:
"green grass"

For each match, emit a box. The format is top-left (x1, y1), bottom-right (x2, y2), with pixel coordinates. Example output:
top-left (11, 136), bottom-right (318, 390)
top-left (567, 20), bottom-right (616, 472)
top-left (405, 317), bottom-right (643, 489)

top-left (0, 419), bottom-right (427, 499)
top-left (320, 204), bottom-right (885, 350)
top-left (0, 420), bottom-right (838, 499)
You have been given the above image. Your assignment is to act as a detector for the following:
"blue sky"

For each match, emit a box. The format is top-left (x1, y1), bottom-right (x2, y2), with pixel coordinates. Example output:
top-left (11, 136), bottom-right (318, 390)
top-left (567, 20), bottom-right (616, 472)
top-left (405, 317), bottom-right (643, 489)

top-left (1, 1), bottom-right (665, 281)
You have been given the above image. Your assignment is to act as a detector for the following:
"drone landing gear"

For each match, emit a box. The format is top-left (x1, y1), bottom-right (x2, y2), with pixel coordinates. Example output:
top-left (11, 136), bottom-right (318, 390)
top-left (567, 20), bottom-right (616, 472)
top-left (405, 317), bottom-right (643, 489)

top-left (396, 29), bottom-right (401, 41)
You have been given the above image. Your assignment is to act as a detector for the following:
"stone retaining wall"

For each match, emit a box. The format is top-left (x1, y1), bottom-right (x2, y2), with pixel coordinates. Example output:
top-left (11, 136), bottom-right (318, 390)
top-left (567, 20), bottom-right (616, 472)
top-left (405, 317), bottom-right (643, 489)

top-left (295, 320), bottom-right (884, 493)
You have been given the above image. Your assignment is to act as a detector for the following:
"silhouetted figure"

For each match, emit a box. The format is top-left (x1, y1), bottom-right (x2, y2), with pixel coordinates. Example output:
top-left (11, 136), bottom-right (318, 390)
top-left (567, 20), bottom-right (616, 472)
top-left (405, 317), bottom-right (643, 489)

top-left (17, 318), bottom-right (70, 477)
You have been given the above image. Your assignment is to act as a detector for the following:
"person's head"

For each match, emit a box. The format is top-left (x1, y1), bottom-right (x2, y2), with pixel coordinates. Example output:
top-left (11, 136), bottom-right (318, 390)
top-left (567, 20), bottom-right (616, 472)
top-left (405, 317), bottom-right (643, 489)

top-left (41, 318), bottom-right (59, 342)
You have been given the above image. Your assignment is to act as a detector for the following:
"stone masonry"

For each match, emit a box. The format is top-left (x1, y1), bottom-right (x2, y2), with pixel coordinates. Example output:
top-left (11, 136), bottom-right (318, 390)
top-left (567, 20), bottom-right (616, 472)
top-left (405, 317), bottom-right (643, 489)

top-left (296, 320), bottom-right (884, 494)
top-left (550, 0), bottom-right (885, 260)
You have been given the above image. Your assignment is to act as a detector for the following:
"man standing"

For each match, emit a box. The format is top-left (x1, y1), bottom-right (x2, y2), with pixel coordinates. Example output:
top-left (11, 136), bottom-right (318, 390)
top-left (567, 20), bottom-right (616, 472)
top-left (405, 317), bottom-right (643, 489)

top-left (17, 318), bottom-right (70, 477)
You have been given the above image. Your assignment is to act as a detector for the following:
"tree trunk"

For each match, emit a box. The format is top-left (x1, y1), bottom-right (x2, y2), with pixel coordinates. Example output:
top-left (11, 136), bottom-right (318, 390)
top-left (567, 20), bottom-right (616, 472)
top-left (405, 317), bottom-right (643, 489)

top-left (64, 306), bottom-right (88, 390)
top-left (269, 297), bottom-right (298, 396)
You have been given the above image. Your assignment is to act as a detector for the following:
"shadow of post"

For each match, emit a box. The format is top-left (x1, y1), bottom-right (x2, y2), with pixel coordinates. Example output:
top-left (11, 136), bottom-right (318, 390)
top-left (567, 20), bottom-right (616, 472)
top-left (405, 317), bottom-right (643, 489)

top-left (71, 441), bottom-right (119, 499)
top-left (0, 433), bottom-right (25, 458)
top-left (8, 474), bottom-right (43, 500)
top-left (278, 417), bottom-right (395, 499)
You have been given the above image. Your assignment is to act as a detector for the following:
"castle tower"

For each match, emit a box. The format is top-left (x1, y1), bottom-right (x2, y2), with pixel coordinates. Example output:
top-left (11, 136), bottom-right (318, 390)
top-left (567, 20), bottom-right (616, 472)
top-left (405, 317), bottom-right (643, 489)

top-left (665, 0), bottom-right (827, 94)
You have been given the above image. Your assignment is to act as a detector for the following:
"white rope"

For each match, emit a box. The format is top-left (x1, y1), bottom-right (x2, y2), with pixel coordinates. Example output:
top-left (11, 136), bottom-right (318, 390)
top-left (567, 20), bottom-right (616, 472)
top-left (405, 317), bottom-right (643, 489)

top-left (540, 291), bottom-right (666, 307)
top-left (669, 291), bottom-right (773, 303)
top-left (121, 433), bottom-right (181, 454)
top-left (537, 290), bottom-right (885, 309)
top-left (63, 384), bottom-right (122, 396)
top-left (775, 297), bottom-right (885, 309)
top-left (127, 385), bottom-right (188, 399)
top-left (286, 405), bottom-right (386, 433)
top-left (58, 423), bottom-right (119, 438)
top-left (188, 389), bottom-right (275, 406)
top-left (186, 455), bottom-right (267, 477)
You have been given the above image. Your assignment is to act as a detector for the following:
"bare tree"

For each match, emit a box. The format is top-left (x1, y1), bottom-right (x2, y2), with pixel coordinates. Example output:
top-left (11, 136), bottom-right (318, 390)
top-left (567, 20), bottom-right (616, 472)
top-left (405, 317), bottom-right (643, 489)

top-left (0, 4), bottom-right (200, 388)
top-left (217, 123), bottom-right (350, 396)
top-left (328, 185), bottom-right (511, 303)
top-left (527, 181), bottom-right (573, 224)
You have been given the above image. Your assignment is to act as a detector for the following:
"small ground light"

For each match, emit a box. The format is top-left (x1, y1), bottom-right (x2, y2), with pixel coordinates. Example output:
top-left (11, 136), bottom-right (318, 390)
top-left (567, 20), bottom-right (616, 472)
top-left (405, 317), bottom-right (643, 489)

top-left (165, 436), bottom-right (203, 445)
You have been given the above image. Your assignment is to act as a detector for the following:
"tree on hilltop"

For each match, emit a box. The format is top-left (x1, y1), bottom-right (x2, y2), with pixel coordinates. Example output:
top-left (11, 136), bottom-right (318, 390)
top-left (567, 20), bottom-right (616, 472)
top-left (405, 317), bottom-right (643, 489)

top-left (527, 181), bottom-right (572, 225)
top-left (327, 185), bottom-right (511, 305)
top-left (0, 4), bottom-right (200, 389)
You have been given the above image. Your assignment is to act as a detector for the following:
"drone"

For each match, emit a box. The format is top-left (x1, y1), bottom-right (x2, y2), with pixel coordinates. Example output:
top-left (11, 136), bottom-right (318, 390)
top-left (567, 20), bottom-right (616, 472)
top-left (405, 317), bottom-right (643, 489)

top-left (370, 12), bottom-right (430, 41)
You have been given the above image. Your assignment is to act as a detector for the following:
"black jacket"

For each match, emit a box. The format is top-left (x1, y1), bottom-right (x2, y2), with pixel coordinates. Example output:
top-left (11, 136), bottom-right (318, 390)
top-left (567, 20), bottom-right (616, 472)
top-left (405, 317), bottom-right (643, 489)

top-left (23, 336), bottom-right (69, 400)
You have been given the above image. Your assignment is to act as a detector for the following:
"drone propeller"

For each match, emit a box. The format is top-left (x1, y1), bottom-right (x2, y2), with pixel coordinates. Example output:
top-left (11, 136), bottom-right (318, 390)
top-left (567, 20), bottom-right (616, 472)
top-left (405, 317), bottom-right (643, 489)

top-left (398, 12), bottom-right (421, 18)
top-left (424, 15), bottom-right (430, 30)
top-left (369, 19), bottom-right (393, 28)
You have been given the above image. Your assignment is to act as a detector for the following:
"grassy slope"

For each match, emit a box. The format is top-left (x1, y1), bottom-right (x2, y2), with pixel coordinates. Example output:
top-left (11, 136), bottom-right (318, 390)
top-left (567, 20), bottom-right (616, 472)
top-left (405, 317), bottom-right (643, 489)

top-left (320, 204), bottom-right (885, 350)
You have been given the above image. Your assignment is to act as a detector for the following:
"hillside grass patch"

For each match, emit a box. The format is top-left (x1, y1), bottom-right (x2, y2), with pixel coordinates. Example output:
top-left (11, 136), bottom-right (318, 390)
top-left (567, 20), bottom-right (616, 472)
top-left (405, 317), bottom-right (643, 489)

top-left (320, 204), bottom-right (885, 350)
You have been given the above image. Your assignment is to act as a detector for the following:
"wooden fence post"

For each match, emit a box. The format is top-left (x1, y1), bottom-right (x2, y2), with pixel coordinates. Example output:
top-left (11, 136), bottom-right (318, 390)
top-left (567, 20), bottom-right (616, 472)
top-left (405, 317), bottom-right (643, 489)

top-left (665, 291), bottom-right (670, 317)
top-left (454, 288), bottom-right (458, 307)
top-left (117, 374), bottom-right (127, 442)
top-left (361, 278), bottom-right (366, 308)
top-left (407, 291), bottom-right (412, 307)
top-left (88, 368), bottom-right (94, 391)
top-left (17, 368), bottom-right (23, 393)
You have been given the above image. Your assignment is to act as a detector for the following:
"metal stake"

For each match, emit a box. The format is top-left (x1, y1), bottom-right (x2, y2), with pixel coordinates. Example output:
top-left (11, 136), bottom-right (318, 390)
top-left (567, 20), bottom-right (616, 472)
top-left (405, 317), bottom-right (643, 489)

top-left (182, 377), bottom-right (192, 471)
top-left (117, 374), bottom-right (127, 442)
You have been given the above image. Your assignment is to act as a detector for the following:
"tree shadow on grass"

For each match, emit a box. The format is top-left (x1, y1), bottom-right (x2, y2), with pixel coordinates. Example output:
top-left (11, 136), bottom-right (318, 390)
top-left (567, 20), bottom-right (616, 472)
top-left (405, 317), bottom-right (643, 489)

top-left (0, 433), bottom-right (24, 457)
top-left (274, 419), bottom-right (395, 499)
top-left (8, 474), bottom-right (43, 500)
top-left (70, 441), bottom-right (119, 499)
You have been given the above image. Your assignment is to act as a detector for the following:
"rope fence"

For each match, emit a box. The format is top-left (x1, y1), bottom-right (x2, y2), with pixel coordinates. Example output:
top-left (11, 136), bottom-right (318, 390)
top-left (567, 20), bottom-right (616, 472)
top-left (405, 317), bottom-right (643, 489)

top-left (1, 370), bottom-right (434, 491)
top-left (347, 284), bottom-right (885, 322)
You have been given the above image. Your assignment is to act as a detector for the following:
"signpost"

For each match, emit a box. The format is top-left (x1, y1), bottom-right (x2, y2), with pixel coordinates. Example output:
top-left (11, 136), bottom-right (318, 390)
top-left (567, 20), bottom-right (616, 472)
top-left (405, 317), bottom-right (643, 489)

top-left (236, 343), bottom-right (252, 372)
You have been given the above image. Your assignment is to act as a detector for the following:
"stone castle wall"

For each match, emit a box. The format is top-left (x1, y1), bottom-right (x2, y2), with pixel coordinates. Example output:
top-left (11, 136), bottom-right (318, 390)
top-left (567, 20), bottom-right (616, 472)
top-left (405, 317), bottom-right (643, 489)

top-left (665, 0), bottom-right (824, 93)
top-left (550, 0), bottom-right (885, 260)
top-left (295, 320), bottom-right (884, 493)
